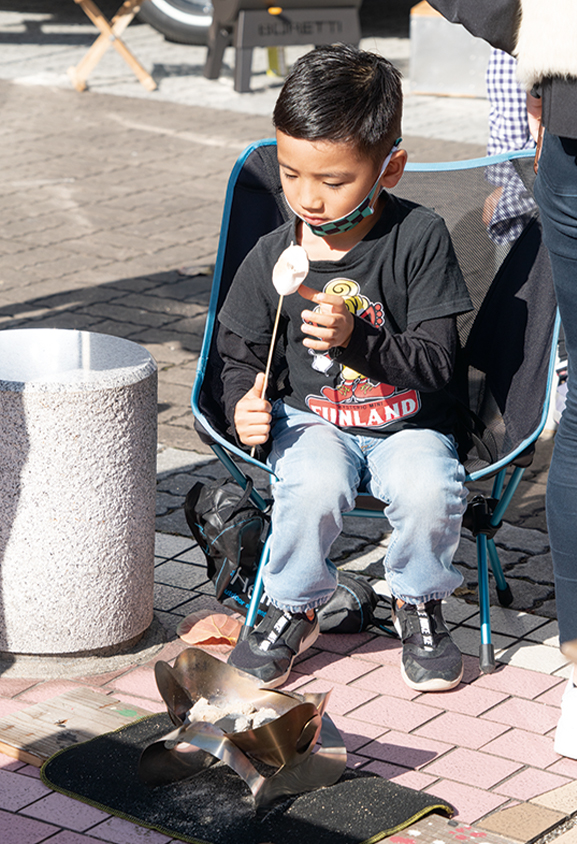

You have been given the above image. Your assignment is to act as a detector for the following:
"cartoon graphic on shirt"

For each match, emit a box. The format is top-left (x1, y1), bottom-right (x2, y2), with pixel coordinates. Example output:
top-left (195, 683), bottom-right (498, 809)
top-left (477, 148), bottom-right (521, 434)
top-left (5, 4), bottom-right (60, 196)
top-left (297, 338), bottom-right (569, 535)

top-left (305, 278), bottom-right (421, 429)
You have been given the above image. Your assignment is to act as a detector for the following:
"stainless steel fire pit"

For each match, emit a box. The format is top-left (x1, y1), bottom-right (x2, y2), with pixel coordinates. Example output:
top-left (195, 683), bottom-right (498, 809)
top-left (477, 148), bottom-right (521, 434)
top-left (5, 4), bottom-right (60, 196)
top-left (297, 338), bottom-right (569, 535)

top-left (138, 648), bottom-right (346, 807)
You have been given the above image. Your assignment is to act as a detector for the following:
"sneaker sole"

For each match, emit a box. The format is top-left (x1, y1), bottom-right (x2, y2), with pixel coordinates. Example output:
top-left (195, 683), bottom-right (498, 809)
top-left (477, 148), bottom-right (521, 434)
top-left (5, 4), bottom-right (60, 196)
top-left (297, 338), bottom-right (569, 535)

top-left (400, 661), bottom-right (464, 692)
top-left (256, 620), bottom-right (321, 690)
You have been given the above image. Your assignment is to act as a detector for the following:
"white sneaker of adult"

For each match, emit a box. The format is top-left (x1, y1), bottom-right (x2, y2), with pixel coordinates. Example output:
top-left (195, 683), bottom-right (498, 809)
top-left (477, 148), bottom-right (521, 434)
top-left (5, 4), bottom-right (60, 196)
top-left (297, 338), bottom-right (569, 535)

top-left (554, 677), bottom-right (577, 759)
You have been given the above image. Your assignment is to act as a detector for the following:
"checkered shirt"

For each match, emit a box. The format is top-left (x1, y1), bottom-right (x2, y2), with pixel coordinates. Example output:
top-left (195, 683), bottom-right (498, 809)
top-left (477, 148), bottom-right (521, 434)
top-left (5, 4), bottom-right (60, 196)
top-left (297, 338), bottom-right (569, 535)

top-left (485, 50), bottom-right (536, 243)
top-left (486, 49), bottom-right (534, 157)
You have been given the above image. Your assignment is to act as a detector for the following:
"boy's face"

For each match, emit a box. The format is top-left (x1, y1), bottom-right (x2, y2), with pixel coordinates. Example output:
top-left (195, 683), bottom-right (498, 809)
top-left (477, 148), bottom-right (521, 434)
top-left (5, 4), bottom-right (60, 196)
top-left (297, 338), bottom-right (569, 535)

top-left (276, 131), bottom-right (387, 230)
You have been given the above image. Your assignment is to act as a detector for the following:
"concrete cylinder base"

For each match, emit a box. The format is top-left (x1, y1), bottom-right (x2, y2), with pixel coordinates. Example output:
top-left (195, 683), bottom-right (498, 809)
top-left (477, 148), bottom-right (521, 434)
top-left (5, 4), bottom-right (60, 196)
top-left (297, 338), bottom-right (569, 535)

top-left (0, 329), bottom-right (158, 655)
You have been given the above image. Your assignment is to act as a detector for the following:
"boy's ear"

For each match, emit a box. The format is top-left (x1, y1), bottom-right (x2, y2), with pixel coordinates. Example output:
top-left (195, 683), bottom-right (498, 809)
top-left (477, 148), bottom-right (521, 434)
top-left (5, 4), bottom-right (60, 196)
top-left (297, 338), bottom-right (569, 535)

top-left (381, 150), bottom-right (408, 189)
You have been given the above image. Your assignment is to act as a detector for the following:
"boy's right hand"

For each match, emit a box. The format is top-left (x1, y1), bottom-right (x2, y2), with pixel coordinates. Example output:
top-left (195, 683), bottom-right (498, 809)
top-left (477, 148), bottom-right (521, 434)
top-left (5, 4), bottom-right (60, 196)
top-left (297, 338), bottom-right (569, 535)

top-left (234, 372), bottom-right (272, 446)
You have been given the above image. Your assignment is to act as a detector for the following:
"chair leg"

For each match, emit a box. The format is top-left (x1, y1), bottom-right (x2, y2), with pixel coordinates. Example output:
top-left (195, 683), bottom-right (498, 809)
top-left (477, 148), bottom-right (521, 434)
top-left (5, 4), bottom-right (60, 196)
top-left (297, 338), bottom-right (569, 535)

top-left (490, 465), bottom-right (526, 524)
top-left (467, 464), bottom-right (526, 671)
top-left (487, 538), bottom-right (513, 606)
top-left (68, 0), bottom-right (156, 92)
top-left (484, 465), bottom-right (524, 608)
top-left (477, 534), bottom-right (496, 673)
top-left (238, 531), bottom-right (271, 642)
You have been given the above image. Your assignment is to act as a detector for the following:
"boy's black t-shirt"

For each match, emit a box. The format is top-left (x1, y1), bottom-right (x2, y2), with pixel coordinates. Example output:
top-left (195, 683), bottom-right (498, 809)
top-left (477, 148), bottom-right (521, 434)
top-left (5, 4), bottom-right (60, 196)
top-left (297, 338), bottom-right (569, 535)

top-left (218, 193), bottom-right (473, 439)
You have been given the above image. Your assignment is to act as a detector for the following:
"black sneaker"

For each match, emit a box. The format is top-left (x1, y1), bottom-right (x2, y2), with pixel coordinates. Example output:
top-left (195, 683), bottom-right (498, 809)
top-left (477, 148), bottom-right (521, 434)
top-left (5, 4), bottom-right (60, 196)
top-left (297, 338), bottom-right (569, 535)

top-left (227, 604), bottom-right (320, 689)
top-left (391, 598), bottom-right (463, 692)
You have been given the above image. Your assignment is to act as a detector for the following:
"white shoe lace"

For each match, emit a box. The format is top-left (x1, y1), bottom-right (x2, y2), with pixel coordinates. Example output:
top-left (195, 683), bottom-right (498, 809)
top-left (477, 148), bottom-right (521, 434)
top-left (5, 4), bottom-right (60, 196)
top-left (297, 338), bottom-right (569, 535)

top-left (417, 603), bottom-right (434, 650)
top-left (259, 612), bottom-right (291, 652)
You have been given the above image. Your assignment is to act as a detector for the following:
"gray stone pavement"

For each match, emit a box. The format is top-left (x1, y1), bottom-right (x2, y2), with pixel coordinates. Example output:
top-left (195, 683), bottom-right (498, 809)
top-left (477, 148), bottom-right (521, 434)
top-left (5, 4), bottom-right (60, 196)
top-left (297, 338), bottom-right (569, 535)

top-left (0, 1), bottom-right (490, 138)
top-left (0, 4), bottom-right (556, 627)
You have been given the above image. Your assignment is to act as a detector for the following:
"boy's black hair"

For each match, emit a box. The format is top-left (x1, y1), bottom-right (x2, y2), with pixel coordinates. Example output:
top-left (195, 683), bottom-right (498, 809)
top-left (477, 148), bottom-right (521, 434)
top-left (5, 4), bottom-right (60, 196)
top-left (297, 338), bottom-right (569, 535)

top-left (273, 44), bottom-right (403, 162)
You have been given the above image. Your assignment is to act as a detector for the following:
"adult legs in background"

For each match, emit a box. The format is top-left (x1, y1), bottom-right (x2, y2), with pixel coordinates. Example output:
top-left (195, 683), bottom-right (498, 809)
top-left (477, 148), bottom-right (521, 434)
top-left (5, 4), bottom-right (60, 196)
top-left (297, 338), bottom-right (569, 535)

top-left (535, 134), bottom-right (577, 646)
top-left (534, 132), bottom-right (577, 756)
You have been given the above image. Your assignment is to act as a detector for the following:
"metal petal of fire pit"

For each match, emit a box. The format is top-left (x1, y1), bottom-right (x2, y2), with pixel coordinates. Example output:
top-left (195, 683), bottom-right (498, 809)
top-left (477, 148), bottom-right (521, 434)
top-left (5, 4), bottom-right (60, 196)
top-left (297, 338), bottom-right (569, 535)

top-left (138, 647), bottom-right (346, 807)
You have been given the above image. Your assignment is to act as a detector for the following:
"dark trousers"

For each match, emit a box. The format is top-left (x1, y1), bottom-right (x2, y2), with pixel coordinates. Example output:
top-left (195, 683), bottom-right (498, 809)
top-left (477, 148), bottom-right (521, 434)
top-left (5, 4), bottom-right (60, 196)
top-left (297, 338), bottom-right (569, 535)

top-left (535, 132), bottom-right (577, 644)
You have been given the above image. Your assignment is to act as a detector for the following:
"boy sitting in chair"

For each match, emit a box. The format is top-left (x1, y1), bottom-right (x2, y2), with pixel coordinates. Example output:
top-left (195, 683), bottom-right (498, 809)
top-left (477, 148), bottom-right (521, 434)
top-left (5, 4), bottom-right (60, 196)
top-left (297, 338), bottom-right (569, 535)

top-left (218, 45), bottom-right (472, 692)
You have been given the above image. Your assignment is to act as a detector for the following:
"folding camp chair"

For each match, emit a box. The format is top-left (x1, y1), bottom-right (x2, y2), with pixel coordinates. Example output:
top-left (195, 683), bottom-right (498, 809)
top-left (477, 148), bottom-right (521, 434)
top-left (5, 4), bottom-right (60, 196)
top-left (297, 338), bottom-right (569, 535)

top-left (68, 0), bottom-right (157, 92)
top-left (191, 139), bottom-right (559, 674)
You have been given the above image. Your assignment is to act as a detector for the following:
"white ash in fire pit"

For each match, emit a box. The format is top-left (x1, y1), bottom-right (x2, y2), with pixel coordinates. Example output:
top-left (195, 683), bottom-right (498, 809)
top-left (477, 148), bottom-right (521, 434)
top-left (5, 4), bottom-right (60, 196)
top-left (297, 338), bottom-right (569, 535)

top-left (187, 697), bottom-right (279, 734)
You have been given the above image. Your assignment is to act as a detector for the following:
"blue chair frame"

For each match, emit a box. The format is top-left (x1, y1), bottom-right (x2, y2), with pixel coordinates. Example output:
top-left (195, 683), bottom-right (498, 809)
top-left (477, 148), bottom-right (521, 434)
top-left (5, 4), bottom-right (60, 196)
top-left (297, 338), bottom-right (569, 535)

top-left (191, 140), bottom-right (560, 674)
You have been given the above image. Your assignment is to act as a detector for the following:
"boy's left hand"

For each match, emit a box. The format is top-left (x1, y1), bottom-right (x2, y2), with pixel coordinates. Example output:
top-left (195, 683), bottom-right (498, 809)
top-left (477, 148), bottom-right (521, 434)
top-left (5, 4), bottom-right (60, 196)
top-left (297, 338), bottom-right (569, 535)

top-left (298, 284), bottom-right (354, 351)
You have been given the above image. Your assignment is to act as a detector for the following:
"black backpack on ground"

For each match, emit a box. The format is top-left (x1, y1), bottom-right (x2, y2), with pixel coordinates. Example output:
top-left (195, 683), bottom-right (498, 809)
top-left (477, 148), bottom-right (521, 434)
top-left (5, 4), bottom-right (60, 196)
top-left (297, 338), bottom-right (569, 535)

top-left (184, 477), bottom-right (269, 604)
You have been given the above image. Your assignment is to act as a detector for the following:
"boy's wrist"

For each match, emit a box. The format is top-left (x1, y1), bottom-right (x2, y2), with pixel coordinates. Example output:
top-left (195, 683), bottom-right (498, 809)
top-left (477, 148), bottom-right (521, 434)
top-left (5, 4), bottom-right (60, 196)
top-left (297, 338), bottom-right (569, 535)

top-left (329, 345), bottom-right (347, 361)
top-left (328, 316), bottom-right (357, 360)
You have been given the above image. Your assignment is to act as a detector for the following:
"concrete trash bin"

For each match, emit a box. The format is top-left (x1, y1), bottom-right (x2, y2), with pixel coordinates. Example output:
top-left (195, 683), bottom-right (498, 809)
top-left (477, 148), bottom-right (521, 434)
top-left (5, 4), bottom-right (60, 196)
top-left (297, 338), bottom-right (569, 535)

top-left (0, 329), bottom-right (158, 656)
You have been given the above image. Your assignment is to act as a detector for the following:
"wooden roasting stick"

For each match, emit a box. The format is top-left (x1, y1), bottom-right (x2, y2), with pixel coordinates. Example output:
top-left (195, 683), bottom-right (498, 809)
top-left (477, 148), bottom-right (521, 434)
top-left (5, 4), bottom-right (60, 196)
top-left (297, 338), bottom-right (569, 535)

top-left (250, 243), bottom-right (309, 458)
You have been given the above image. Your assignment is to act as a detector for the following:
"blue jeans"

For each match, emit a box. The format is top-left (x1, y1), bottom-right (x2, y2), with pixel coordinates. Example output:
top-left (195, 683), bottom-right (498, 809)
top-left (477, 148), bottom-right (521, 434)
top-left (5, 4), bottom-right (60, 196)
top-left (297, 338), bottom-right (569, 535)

top-left (535, 132), bottom-right (577, 645)
top-left (264, 402), bottom-right (467, 613)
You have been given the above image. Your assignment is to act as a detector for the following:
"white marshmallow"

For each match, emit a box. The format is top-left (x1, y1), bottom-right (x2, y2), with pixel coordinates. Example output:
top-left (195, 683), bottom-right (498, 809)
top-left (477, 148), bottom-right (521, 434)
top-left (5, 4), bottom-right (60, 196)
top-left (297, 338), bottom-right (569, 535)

top-left (272, 243), bottom-right (309, 296)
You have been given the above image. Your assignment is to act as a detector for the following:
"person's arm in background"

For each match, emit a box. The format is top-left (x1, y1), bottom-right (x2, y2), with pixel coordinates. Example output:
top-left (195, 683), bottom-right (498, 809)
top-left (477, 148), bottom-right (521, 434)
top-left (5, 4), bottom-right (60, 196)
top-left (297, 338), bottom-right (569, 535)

top-left (527, 90), bottom-right (543, 142)
top-left (427, 0), bottom-right (520, 54)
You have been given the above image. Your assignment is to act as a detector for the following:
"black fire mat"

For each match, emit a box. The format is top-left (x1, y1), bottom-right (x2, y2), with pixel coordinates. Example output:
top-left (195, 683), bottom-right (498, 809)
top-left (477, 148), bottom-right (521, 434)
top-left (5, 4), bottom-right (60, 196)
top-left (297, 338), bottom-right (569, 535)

top-left (41, 713), bottom-right (454, 844)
